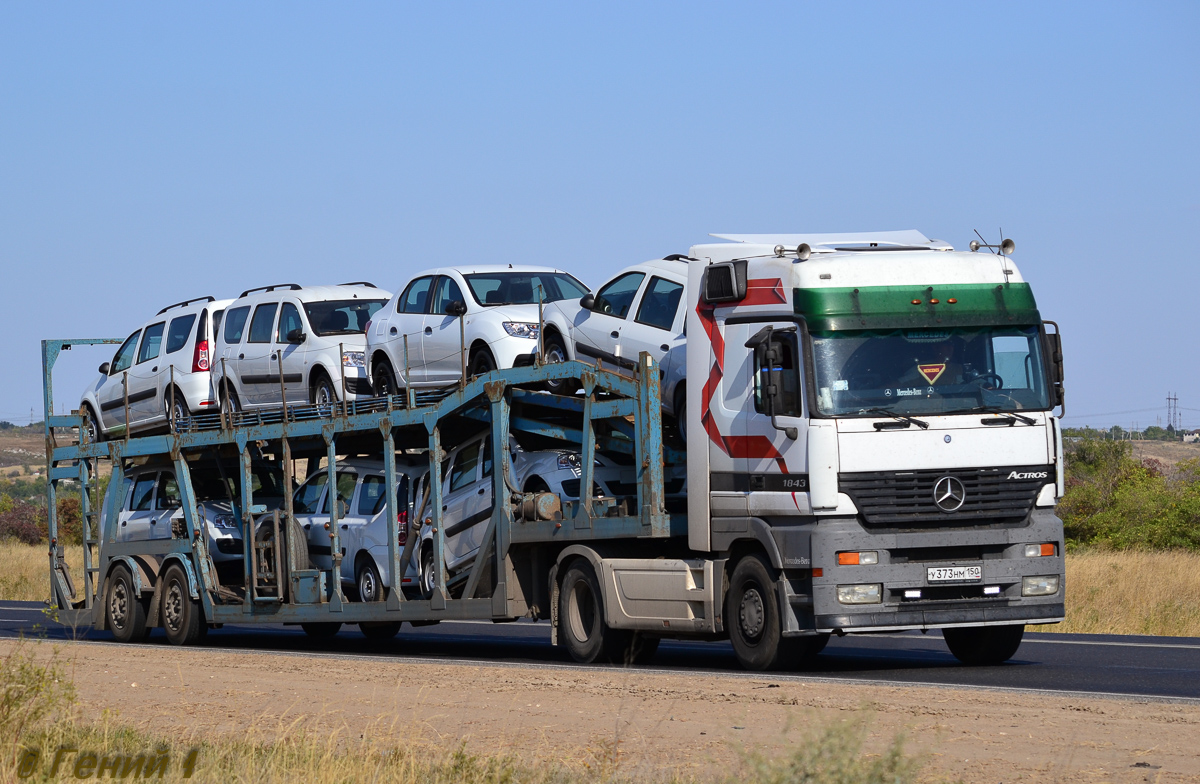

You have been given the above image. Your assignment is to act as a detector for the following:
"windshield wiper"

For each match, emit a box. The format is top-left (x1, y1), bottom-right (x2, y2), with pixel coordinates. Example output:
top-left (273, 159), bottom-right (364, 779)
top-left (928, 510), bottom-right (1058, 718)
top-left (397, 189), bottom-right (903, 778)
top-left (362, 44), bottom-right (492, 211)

top-left (863, 407), bottom-right (929, 430)
top-left (969, 406), bottom-right (1036, 425)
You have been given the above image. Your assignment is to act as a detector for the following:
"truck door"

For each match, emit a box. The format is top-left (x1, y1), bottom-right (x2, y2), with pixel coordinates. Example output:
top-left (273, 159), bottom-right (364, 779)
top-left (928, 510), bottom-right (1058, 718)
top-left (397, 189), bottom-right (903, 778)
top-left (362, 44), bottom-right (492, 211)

top-left (573, 271), bottom-right (645, 370)
top-left (716, 321), bottom-right (809, 518)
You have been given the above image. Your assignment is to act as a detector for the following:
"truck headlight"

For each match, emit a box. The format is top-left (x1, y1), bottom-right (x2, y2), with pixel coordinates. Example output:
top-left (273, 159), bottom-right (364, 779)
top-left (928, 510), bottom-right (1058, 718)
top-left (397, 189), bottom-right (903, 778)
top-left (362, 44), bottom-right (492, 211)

top-left (503, 322), bottom-right (540, 339)
top-left (837, 584), bottom-right (882, 604)
top-left (1022, 575), bottom-right (1059, 596)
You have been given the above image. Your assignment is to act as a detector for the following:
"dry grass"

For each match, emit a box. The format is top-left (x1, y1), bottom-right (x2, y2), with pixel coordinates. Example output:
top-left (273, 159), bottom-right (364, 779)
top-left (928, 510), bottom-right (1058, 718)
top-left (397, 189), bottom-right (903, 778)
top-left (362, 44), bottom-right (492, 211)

top-left (1044, 549), bottom-right (1200, 637)
top-left (0, 540), bottom-right (84, 604)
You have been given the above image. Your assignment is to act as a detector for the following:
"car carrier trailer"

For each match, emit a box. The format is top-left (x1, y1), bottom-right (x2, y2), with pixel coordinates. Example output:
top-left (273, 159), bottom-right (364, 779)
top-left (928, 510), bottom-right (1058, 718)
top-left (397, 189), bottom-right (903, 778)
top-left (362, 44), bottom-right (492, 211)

top-left (41, 230), bottom-right (1067, 671)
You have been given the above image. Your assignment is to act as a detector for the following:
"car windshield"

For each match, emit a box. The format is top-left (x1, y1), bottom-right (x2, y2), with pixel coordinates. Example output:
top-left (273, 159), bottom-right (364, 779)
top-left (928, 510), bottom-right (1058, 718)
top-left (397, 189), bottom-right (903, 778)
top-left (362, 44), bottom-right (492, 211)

top-left (303, 300), bottom-right (387, 336)
top-left (464, 272), bottom-right (589, 306)
top-left (810, 325), bottom-right (1051, 416)
top-left (190, 464), bottom-right (287, 507)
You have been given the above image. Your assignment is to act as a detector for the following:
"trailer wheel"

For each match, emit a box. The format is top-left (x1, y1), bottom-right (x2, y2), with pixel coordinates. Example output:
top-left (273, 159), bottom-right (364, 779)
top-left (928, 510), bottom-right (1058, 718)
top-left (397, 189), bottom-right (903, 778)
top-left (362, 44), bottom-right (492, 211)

top-left (558, 560), bottom-right (634, 664)
top-left (160, 564), bottom-right (205, 646)
top-left (105, 564), bottom-right (147, 643)
top-left (360, 622), bottom-right (402, 641)
top-left (301, 622), bottom-right (342, 640)
top-left (943, 625), bottom-right (1025, 665)
top-left (727, 554), bottom-right (787, 671)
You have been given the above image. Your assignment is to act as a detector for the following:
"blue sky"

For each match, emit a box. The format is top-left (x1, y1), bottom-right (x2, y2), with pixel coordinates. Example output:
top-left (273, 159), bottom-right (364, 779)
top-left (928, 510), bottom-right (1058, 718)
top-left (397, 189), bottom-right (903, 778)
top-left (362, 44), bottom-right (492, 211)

top-left (1, 3), bottom-right (1197, 429)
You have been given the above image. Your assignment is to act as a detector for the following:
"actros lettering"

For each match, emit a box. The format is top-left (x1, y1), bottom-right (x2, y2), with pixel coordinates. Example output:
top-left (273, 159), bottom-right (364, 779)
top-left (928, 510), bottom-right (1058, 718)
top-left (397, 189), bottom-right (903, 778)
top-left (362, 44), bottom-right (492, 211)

top-left (1007, 471), bottom-right (1048, 480)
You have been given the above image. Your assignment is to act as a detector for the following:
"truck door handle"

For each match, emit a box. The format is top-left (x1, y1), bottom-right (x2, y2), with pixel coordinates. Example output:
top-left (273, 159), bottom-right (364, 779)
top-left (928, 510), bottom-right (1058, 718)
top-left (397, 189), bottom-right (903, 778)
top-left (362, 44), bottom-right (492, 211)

top-left (425, 327), bottom-right (433, 335)
top-left (390, 327), bottom-right (398, 335)
top-left (610, 331), bottom-right (619, 339)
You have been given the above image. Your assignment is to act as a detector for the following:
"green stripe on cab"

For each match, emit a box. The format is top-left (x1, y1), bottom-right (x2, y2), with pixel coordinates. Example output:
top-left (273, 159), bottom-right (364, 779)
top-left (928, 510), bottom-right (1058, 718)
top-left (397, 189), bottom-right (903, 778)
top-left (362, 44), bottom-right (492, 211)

top-left (795, 282), bottom-right (1041, 331)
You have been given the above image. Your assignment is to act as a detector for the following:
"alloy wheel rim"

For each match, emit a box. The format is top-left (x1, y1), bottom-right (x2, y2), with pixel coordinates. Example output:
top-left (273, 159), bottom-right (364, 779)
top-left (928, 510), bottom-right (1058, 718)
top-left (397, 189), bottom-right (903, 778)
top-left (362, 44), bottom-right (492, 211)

top-left (164, 583), bottom-right (184, 631)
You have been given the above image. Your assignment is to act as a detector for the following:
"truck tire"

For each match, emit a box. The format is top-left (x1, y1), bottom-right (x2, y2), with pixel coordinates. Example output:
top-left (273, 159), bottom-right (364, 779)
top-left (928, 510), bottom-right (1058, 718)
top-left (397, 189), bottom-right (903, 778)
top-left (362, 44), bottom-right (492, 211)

top-left (160, 564), bottom-right (206, 646)
top-left (360, 622), bottom-right (402, 641)
top-left (727, 554), bottom-right (788, 671)
top-left (557, 560), bottom-right (648, 665)
top-left (105, 564), bottom-right (147, 643)
top-left (301, 622), bottom-right (342, 640)
top-left (943, 625), bottom-right (1025, 665)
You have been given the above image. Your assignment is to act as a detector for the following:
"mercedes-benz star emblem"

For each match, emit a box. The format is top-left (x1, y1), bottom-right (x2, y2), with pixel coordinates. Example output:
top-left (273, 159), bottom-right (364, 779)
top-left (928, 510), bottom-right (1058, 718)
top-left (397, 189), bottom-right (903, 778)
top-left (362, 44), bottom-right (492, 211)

top-left (933, 476), bottom-right (966, 512)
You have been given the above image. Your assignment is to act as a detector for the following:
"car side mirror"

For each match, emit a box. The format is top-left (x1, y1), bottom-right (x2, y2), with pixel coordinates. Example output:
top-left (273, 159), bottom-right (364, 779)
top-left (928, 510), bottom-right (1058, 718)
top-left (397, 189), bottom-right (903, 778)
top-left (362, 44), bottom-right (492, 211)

top-left (287, 328), bottom-right (306, 344)
top-left (98, 362), bottom-right (111, 375)
top-left (579, 293), bottom-right (595, 310)
top-left (445, 300), bottom-right (468, 317)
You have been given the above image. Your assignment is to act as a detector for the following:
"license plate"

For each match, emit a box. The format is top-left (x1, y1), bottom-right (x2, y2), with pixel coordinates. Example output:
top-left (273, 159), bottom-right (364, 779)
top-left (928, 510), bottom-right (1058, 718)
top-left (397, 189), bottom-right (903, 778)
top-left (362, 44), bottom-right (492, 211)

top-left (926, 565), bottom-right (982, 583)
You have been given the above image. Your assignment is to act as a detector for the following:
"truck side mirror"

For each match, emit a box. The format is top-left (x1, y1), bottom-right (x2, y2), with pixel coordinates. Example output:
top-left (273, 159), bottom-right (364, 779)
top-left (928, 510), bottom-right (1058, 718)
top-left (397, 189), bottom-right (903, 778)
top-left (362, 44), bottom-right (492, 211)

top-left (745, 326), bottom-right (799, 440)
top-left (98, 362), bottom-right (110, 375)
top-left (445, 300), bottom-right (468, 317)
top-left (1042, 321), bottom-right (1065, 410)
top-left (286, 329), bottom-right (307, 344)
top-left (579, 293), bottom-right (595, 310)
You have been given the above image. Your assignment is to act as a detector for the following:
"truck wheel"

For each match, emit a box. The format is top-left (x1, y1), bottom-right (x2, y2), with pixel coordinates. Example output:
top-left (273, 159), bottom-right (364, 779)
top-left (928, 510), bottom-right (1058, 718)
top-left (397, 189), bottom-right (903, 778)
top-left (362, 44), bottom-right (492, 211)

top-left (558, 560), bottom-right (627, 664)
top-left (301, 622), bottom-right (342, 640)
top-left (160, 564), bottom-right (205, 646)
top-left (105, 564), bottom-right (147, 643)
top-left (360, 622), bottom-right (402, 641)
top-left (727, 554), bottom-right (787, 671)
top-left (943, 625), bottom-right (1025, 665)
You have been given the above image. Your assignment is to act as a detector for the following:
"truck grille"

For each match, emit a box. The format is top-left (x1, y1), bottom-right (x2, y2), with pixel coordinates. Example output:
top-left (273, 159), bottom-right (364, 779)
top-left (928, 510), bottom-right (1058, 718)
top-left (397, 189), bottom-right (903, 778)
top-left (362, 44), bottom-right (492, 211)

top-left (839, 465), bottom-right (1051, 528)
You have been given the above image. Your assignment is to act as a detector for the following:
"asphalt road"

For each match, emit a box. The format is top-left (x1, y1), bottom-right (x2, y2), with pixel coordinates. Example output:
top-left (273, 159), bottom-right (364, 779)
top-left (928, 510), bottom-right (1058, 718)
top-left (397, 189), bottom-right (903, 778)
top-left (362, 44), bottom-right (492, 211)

top-left (3, 600), bottom-right (1198, 703)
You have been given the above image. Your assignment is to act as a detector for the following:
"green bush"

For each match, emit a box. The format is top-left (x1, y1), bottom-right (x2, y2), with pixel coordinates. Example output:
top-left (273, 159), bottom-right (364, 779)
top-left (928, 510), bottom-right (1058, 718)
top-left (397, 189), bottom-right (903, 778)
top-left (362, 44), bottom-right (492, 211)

top-left (1058, 437), bottom-right (1200, 550)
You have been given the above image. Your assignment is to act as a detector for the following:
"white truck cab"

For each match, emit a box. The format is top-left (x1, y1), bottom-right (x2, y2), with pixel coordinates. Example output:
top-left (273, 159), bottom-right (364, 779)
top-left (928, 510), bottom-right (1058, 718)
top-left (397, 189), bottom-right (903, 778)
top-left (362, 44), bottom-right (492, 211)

top-left (672, 230), bottom-right (1065, 668)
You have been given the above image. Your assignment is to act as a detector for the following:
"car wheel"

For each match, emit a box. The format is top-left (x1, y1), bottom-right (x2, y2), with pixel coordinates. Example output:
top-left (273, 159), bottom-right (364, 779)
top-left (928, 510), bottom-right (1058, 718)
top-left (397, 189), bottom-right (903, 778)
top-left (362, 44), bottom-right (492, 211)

top-left (542, 333), bottom-right (575, 394)
top-left (105, 564), bottom-right (147, 643)
top-left (312, 375), bottom-right (337, 415)
top-left (943, 625), bottom-right (1025, 665)
top-left (469, 348), bottom-right (496, 378)
top-left (301, 622), bottom-right (342, 640)
top-left (356, 559), bottom-right (385, 603)
top-left (373, 360), bottom-right (399, 399)
top-left (360, 621), bottom-right (401, 641)
top-left (160, 563), bottom-right (206, 646)
top-left (420, 545), bottom-right (438, 600)
top-left (727, 554), bottom-right (787, 671)
top-left (164, 389), bottom-right (187, 433)
top-left (82, 405), bottom-right (103, 444)
top-left (220, 390), bottom-right (240, 423)
top-left (674, 386), bottom-right (687, 445)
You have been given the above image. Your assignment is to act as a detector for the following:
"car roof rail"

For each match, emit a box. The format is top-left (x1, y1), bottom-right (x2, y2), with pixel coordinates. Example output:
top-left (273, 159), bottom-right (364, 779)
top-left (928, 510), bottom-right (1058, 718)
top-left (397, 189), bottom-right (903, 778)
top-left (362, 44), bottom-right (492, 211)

top-left (662, 254), bottom-right (696, 262)
top-left (337, 281), bottom-right (378, 288)
top-left (238, 283), bottom-right (303, 298)
top-left (156, 295), bottom-right (216, 315)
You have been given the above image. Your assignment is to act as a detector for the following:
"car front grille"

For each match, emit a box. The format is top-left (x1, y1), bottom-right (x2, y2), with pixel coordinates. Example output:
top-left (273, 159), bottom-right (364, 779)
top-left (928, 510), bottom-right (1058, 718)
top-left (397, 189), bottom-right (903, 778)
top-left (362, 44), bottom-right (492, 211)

top-left (839, 465), bottom-right (1050, 528)
top-left (214, 538), bottom-right (244, 555)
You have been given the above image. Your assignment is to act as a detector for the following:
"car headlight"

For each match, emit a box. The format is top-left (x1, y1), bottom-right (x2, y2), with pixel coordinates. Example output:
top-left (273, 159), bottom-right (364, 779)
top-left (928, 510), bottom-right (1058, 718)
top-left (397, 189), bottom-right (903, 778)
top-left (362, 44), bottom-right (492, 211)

top-left (557, 453), bottom-right (582, 470)
top-left (836, 584), bottom-right (882, 604)
top-left (214, 514), bottom-right (238, 530)
top-left (503, 322), bottom-right (540, 339)
top-left (342, 351), bottom-right (366, 368)
top-left (1022, 575), bottom-right (1059, 596)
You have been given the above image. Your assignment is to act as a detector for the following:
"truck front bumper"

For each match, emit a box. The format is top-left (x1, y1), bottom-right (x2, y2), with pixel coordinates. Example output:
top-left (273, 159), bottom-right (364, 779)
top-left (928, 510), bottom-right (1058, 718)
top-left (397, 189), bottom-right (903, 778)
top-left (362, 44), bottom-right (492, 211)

top-left (805, 508), bottom-right (1065, 634)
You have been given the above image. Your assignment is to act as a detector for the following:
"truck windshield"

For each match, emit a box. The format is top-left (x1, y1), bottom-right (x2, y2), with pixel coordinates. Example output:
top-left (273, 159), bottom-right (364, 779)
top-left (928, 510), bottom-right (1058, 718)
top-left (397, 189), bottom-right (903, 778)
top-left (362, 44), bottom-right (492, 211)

top-left (810, 325), bottom-right (1050, 416)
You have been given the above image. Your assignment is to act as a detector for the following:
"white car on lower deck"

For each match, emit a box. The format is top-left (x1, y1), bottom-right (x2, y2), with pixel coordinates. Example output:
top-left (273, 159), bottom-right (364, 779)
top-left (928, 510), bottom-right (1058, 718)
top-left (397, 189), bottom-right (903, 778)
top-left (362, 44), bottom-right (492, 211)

top-left (367, 265), bottom-right (590, 396)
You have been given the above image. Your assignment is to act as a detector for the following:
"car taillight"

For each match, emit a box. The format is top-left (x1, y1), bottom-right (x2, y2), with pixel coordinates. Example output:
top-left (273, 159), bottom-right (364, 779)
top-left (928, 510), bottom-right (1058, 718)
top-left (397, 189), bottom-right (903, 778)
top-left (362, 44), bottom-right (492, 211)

top-left (397, 509), bottom-right (408, 547)
top-left (193, 339), bottom-right (210, 373)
